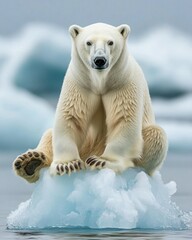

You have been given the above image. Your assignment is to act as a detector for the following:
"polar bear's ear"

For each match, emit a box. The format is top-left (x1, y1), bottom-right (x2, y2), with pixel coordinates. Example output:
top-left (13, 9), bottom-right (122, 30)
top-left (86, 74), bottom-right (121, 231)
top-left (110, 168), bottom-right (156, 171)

top-left (117, 24), bottom-right (131, 39)
top-left (69, 25), bottom-right (82, 38)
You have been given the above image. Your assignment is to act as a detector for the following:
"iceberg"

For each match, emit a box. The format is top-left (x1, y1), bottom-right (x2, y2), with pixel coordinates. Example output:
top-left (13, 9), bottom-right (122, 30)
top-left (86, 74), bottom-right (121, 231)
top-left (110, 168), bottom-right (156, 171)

top-left (153, 94), bottom-right (192, 121)
top-left (130, 27), bottom-right (192, 97)
top-left (153, 94), bottom-right (192, 152)
top-left (1, 25), bottom-right (191, 99)
top-left (0, 87), bottom-right (54, 150)
top-left (7, 168), bottom-right (192, 230)
top-left (0, 25), bottom-right (58, 150)
top-left (0, 24), bottom-right (71, 95)
top-left (158, 120), bottom-right (192, 153)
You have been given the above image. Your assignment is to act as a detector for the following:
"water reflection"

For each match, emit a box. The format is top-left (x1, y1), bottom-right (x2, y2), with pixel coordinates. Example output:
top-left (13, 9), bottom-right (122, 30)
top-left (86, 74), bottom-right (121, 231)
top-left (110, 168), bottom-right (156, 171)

top-left (9, 228), bottom-right (192, 240)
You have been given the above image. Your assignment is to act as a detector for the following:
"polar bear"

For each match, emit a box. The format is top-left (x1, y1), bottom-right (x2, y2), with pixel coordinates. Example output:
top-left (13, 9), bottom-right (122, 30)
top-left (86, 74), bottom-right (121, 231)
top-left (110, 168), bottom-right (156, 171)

top-left (13, 23), bottom-right (168, 183)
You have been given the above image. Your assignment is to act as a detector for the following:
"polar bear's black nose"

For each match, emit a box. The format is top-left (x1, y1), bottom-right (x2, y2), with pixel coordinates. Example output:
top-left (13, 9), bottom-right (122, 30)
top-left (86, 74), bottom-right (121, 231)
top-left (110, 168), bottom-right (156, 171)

top-left (94, 57), bottom-right (107, 68)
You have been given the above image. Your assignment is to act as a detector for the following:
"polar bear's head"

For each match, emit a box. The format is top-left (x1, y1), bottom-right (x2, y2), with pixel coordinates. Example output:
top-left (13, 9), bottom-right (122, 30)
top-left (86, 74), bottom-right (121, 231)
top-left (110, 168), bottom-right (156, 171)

top-left (69, 23), bottom-right (130, 71)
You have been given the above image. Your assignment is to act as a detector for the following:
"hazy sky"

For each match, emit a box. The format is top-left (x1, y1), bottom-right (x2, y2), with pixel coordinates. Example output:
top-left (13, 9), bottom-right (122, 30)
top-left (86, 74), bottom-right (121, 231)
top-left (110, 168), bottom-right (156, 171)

top-left (0, 0), bottom-right (191, 37)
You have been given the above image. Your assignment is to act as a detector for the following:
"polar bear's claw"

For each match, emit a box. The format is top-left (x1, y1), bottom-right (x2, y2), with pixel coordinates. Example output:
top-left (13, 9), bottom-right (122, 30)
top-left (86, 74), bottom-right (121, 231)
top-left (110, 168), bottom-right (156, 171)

top-left (85, 156), bottom-right (106, 170)
top-left (13, 151), bottom-right (49, 183)
top-left (51, 160), bottom-right (85, 176)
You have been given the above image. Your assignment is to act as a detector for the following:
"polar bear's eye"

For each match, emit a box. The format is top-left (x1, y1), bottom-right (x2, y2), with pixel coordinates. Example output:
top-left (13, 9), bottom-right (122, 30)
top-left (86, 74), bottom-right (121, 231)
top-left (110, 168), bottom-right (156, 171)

top-left (86, 41), bottom-right (92, 46)
top-left (108, 40), bottom-right (114, 46)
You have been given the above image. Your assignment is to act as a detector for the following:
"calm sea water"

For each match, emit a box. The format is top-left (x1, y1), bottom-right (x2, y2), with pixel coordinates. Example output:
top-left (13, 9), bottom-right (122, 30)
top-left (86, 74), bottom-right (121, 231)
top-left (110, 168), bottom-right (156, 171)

top-left (0, 151), bottom-right (192, 239)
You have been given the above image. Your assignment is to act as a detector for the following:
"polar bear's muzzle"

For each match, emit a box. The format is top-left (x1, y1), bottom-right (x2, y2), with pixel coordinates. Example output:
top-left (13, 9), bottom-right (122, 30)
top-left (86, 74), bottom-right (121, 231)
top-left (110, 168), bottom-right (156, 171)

top-left (93, 56), bottom-right (107, 68)
top-left (91, 49), bottom-right (109, 70)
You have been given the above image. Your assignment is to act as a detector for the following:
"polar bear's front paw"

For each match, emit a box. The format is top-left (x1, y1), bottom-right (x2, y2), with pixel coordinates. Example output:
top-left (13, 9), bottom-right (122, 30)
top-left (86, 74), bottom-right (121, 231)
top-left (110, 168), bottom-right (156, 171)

top-left (85, 156), bottom-right (107, 170)
top-left (13, 151), bottom-right (49, 183)
top-left (50, 159), bottom-right (85, 176)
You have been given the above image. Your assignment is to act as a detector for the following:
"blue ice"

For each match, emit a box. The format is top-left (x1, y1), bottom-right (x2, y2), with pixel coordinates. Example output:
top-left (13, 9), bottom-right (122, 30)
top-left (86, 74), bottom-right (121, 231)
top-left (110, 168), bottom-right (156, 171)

top-left (0, 87), bottom-right (54, 150)
top-left (7, 168), bottom-right (192, 230)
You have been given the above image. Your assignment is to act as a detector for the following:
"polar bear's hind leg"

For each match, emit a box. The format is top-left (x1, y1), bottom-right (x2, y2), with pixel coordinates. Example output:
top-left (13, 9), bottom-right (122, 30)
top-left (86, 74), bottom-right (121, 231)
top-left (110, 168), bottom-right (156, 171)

top-left (134, 125), bottom-right (168, 175)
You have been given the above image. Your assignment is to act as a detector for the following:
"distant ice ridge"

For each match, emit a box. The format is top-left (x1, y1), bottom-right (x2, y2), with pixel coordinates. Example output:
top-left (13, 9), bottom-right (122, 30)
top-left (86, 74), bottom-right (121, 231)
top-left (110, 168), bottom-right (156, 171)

top-left (153, 94), bottom-right (192, 152)
top-left (0, 24), bottom-right (62, 150)
top-left (130, 27), bottom-right (192, 97)
top-left (7, 168), bottom-right (192, 230)
top-left (0, 24), bottom-right (71, 94)
top-left (153, 94), bottom-right (192, 121)
top-left (0, 87), bottom-right (54, 150)
top-left (158, 121), bottom-right (192, 152)
top-left (1, 25), bottom-right (191, 98)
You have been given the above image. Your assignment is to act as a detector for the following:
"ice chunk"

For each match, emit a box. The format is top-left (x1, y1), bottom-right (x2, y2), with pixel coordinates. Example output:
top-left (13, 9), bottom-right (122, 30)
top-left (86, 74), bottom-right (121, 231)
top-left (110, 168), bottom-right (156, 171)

top-left (7, 168), bottom-right (192, 230)
top-left (0, 87), bottom-right (54, 150)
top-left (1, 25), bottom-right (191, 99)
top-left (158, 120), bottom-right (192, 153)
top-left (153, 94), bottom-right (192, 121)
top-left (152, 94), bottom-right (192, 153)
top-left (0, 24), bottom-right (71, 95)
top-left (130, 27), bottom-right (192, 97)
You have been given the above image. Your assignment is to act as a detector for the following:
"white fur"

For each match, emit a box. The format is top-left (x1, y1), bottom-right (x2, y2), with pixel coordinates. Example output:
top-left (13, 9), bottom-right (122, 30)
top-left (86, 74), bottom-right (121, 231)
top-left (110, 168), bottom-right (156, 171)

top-left (49, 23), bottom-right (168, 175)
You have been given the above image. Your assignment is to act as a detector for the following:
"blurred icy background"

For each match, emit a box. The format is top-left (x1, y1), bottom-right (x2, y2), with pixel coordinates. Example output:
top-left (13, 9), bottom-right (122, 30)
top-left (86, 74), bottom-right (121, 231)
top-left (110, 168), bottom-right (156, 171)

top-left (1, 24), bottom-right (192, 152)
top-left (0, 0), bottom-right (192, 236)
top-left (0, 1), bottom-right (192, 152)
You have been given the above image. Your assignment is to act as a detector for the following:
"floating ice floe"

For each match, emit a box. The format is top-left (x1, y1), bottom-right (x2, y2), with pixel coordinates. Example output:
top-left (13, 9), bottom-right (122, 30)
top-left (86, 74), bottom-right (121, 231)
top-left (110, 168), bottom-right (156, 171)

top-left (130, 27), bottom-right (192, 97)
top-left (7, 168), bottom-right (192, 230)
top-left (153, 94), bottom-right (192, 121)
top-left (153, 94), bottom-right (192, 152)
top-left (1, 25), bottom-right (191, 98)
top-left (0, 25), bottom-right (58, 150)
top-left (0, 87), bottom-right (54, 150)
top-left (158, 120), bottom-right (192, 153)
top-left (0, 24), bottom-right (71, 95)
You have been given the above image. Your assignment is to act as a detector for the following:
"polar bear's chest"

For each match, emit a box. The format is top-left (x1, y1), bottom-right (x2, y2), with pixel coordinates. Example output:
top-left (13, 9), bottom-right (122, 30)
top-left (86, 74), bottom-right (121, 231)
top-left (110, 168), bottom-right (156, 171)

top-left (90, 74), bottom-right (108, 95)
